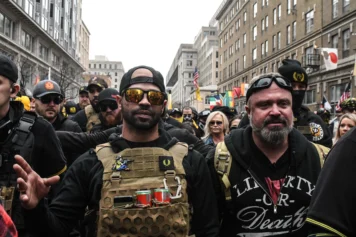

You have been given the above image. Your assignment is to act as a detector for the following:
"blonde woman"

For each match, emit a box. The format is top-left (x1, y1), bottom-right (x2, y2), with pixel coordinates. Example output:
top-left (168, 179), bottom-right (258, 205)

top-left (202, 111), bottom-right (229, 147)
top-left (333, 113), bottom-right (356, 144)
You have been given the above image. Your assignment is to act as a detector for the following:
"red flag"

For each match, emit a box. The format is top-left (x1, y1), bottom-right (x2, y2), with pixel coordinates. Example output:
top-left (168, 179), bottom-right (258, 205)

top-left (233, 87), bottom-right (241, 98)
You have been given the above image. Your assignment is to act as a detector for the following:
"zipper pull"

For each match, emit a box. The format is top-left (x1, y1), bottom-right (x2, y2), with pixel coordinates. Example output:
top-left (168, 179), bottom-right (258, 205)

top-left (274, 204), bottom-right (277, 214)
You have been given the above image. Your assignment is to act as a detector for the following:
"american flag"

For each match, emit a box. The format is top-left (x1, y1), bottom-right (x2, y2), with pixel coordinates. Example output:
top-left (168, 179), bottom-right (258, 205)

top-left (193, 67), bottom-right (199, 88)
top-left (335, 82), bottom-right (351, 111)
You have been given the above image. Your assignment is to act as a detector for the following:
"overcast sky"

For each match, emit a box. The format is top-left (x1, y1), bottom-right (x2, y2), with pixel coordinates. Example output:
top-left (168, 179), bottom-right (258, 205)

top-left (82, 0), bottom-right (222, 79)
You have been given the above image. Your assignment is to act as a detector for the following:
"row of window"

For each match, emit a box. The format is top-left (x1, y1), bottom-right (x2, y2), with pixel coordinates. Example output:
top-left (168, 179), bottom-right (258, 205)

top-left (332, 0), bottom-right (351, 19)
top-left (89, 63), bottom-right (122, 70)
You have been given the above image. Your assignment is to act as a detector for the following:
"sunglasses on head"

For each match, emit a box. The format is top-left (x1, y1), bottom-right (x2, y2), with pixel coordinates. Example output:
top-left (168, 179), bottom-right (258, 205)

top-left (123, 88), bottom-right (166, 105)
top-left (246, 76), bottom-right (292, 101)
top-left (209, 121), bottom-right (223, 126)
top-left (38, 95), bottom-right (63, 105)
top-left (99, 101), bottom-right (118, 112)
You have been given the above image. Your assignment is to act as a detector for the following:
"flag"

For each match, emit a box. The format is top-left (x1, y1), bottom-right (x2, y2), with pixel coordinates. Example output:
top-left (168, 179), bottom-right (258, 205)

top-left (335, 82), bottom-right (351, 111)
top-left (193, 67), bottom-right (202, 101)
top-left (167, 92), bottom-right (172, 110)
top-left (215, 94), bottom-right (222, 106)
top-left (233, 87), bottom-right (241, 98)
top-left (209, 96), bottom-right (217, 110)
top-left (241, 83), bottom-right (249, 97)
top-left (321, 48), bottom-right (338, 71)
top-left (33, 75), bottom-right (40, 85)
top-left (223, 91), bottom-right (235, 107)
top-left (322, 94), bottom-right (332, 111)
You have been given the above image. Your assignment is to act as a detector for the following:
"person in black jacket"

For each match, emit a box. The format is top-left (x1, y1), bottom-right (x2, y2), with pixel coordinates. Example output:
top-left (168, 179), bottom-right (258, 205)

top-left (208, 73), bottom-right (323, 236)
top-left (33, 80), bottom-right (82, 133)
top-left (306, 126), bottom-right (356, 236)
top-left (14, 65), bottom-right (219, 237)
top-left (0, 55), bottom-right (67, 237)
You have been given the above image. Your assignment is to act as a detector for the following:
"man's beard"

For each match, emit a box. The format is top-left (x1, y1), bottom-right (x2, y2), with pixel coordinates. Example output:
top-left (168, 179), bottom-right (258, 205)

top-left (122, 105), bottom-right (161, 130)
top-left (100, 112), bottom-right (121, 127)
top-left (250, 115), bottom-right (293, 145)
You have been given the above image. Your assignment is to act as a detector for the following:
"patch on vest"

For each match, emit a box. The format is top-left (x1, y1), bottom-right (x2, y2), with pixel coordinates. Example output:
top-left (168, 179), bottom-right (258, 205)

top-left (310, 122), bottom-right (324, 141)
top-left (159, 156), bottom-right (175, 170)
top-left (112, 156), bottom-right (133, 171)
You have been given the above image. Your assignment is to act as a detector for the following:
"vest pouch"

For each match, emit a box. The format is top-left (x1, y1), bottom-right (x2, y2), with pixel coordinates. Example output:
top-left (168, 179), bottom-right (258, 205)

top-left (98, 202), bottom-right (190, 237)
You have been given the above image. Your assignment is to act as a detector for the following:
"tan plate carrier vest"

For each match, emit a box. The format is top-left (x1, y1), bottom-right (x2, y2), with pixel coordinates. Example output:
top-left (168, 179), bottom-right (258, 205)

top-left (96, 142), bottom-right (190, 237)
top-left (85, 105), bottom-right (100, 132)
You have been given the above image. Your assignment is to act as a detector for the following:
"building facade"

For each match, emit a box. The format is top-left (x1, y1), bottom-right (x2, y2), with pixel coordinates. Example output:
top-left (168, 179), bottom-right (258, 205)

top-left (216, 0), bottom-right (356, 114)
top-left (0, 0), bottom-right (87, 99)
top-left (88, 55), bottom-right (125, 89)
top-left (78, 20), bottom-right (90, 70)
top-left (190, 85), bottom-right (218, 111)
top-left (166, 44), bottom-right (197, 108)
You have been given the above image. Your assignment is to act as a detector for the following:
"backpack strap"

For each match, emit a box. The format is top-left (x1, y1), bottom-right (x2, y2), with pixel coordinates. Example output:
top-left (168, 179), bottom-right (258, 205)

top-left (311, 142), bottom-right (330, 167)
top-left (12, 112), bottom-right (36, 147)
top-left (214, 141), bottom-right (232, 202)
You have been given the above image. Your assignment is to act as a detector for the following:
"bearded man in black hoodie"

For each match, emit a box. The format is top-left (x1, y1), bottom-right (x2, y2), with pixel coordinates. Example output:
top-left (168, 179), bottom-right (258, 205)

top-left (208, 73), bottom-right (324, 236)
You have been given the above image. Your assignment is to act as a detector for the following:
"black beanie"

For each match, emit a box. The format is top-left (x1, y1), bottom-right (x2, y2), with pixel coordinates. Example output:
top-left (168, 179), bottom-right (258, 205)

top-left (119, 65), bottom-right (165, 94)
top-left (278, 59), bottom-right (308, 85)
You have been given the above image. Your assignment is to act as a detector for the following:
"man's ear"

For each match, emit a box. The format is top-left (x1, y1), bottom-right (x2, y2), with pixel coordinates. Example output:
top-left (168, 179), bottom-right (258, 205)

top-left (10, 84), bottom-right (20, 98)
top-left (162, 100), bottom-right (167, 115)
top-left (245, 105), bottom-right (251, 117)
top-left (113, 95), bottom-right (122, 106)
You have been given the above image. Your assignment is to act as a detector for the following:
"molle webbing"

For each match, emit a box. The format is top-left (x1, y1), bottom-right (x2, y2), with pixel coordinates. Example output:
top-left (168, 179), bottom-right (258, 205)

top-left (96, 142), bottom-right (190, 237)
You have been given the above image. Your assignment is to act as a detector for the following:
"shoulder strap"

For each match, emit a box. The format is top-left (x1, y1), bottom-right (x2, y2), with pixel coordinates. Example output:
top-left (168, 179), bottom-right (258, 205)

top-left (214, 141), bottom-right (232, 202)
top-left (311, 142), bottom-right (330, 167)
top-left (12, 112), bottom-right (36, 146)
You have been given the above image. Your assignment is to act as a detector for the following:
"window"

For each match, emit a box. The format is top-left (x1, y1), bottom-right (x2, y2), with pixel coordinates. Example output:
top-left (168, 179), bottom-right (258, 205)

top-left (220, 38), bottom-right (223, 48)
top-left (304, 90), bottom-right (316, 104)
top-left (186, 60), bottom-right (193, 66)
top-left (273, 8), bottom-right (277, 25)
top-left (272, 63), bottom-right (275, 72)
top-left (115, 79), bottom-right (117, 82)
top-left (253, 3), bottom-right (258, 18)
top-left (24, 0), bottom-right (34, 18)
top-left (292, 21), bottom-right (297, 41)
top-left (89, 64), bottom-right (91, 69)
top-left (94, 64), bottom-right (96, 69)
top-left (287, 25), bottom-right (291, 45)
top-left (216, 51), bottom-right (219, 58)
top-left (265, 40), bottom-right (269, 54)
top-left (243, 33), bottom-right (246, 47)
top-left (343, 29), bottom-right (350, 57)
top-left (115, 72), bottom-right (118, 76)
top-left (273, 35), bottom-right (277, 51)
top-left (262, 19), bottom-right (265, 31)
top-left (265, 15), bottom-right (269, 29)
top-left (235, 59), bottom-right (239, 73)
top-left (243, 55), bottom-right (246, 69)
top-left (287, 0), bottom-right (291, 14)
top-left (252, 48), bottom-right (257, 63)
top-left (253, 26), bottom-right (257, 41)
top-left (39, 44), bottom-right (48, 61)
top-left (236, 19), bottom-right (240, 31)
top-left (332, 34), bottom-right (338, 48)
top-left (99, 64), bottom-right (101, 69)
top-left (292, 53), bottom-right (297, 59)
top-left (278, 4), bottom-right (281, 21)
top-left (4, 16), bottom-right (12, 38)
top-left (330, 83), bottom-right (347, 102)
top-left (244, 12), bottom-right (247, 23)
top-left (261, 43), bottom-right (265, 56)
top-left (52, 53), bottom-right (59, 67)
top-left (305, 10), bottom-right (314, 33)
top-left (216, 61), bottom-right (219, 68)
top-left (0, 13), bottom-right (4, 33)
top-left (262, 0), bottom-right (264, 7)
top-left (343, 0), bottom-right (350, 13)
top-left (235, 40), bottom-right (239, 51)
top-left (21, 30), bottom-right (33, 51)
top-left (333, 0), bottom-right (338, 18)
top-left (236, 0), bottom-right (239, 10)
top-left (277, 32), bottom-right (281, 49)
top-left (266, 0), bottom-right (269, 6)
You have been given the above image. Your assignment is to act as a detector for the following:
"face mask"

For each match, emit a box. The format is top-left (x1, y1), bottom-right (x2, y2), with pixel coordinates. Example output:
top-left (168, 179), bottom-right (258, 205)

top-left (292, 90), bottom-right (306, 111)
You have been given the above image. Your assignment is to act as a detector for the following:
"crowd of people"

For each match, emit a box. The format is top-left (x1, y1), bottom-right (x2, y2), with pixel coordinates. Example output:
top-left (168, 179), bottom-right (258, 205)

top-left (0, 54), bottom-right (355, 237)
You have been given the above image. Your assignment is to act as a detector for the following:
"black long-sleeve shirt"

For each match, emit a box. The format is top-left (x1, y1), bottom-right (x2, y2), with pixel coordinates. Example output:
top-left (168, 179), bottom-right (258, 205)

top-left (26, 129), bottom-right (220, 237)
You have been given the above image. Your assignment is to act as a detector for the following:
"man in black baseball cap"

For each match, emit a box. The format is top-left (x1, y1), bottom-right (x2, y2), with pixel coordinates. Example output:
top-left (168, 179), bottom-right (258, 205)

top-left (72, 77), bottom-right (108, 132)
top-left (91, 88), bottom-right (122, 133)
top-left (278, 59), bottom-right (332, 148)
top-left (77, 86), bottom-right (90, 111)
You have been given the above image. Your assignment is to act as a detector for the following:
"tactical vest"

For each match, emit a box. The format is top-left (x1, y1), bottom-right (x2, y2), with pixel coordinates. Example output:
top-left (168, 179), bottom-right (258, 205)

top-left (96, 142), bottom-right (190, 237)
top-left (0, 112), bottom-right (36, 226)
top-left (85, 105), bottom-right (100, 132)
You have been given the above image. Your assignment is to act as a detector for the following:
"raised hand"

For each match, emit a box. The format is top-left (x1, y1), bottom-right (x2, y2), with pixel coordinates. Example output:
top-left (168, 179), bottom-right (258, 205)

top-left (13, 155), bottom-right (60, 209)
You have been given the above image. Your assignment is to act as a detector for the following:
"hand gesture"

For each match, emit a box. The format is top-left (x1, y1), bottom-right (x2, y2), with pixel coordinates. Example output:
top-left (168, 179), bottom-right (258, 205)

top-left (13, 155), bottom-right (60, 209)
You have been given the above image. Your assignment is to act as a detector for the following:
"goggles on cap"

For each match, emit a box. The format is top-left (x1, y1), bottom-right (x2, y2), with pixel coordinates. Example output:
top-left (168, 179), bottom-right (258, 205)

top-left (123, 88), bottom-right (166, 105)
top-left (246, 76), bottom-right (292, 102)
top-left (37, 95), bottom-right (63, 105)
top-left (99, 101), bottom-right (118, 112)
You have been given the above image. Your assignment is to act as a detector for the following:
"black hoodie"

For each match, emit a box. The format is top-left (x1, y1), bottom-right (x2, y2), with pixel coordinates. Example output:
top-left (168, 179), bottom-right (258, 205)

top-left (208, 126), bottom-right (322, 237)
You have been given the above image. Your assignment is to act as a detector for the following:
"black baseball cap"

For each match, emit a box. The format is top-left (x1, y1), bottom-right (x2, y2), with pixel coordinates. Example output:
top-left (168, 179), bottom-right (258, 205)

top-left (119, 65), bottom-right (165, 94)
top-left (98, 88), bottom-right (120, 103)
top-left (0, 55), bottom-right (18, 83)
top-left (79, 86), bottom-right (88, 94)
top-left (33, 80), bottom-right (62, 98)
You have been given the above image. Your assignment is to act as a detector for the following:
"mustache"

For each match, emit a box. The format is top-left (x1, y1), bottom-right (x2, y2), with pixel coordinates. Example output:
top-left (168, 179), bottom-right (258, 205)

top-left (263, 117), bottom-right (287, 126)
top-left (132, 107), bottom-right (153, 116)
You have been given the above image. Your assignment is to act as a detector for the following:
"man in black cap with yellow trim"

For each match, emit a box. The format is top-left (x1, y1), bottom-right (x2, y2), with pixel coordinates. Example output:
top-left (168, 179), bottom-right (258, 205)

top-left (278, 59), bottom-right (332, 148)
top-left (0, 55), bottom-right (66, 236)
top-left (72, 77), bottom-right (108, 132)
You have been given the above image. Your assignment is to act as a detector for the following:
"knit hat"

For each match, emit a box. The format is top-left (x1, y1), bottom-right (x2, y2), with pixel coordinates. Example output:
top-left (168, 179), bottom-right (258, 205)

top-left (278, 59), bottom-right (308, 85)
top-left (0, 55), bottom-right (18, 83)
top-left (119, 65), bottom-right (165, 94)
